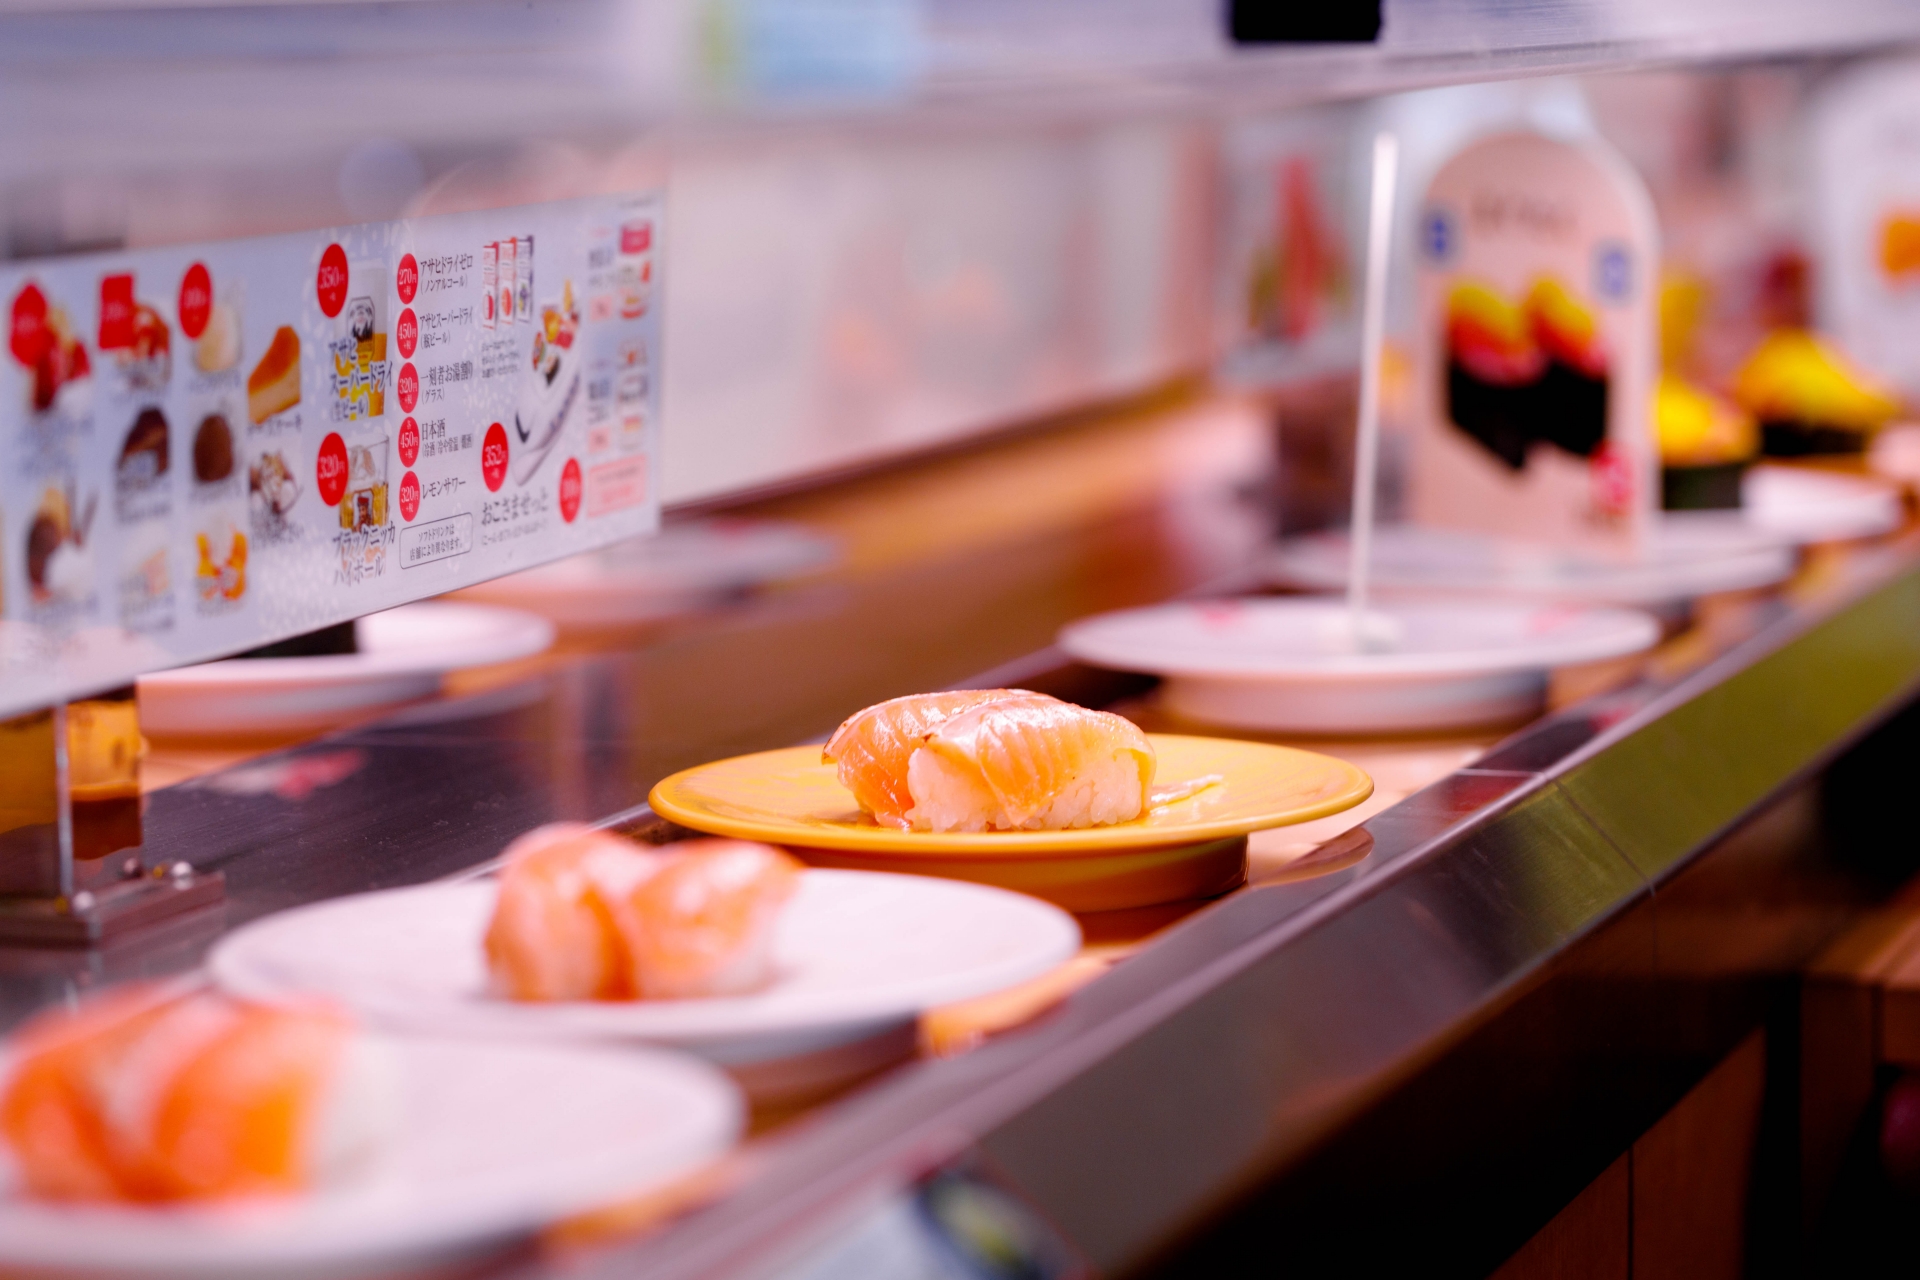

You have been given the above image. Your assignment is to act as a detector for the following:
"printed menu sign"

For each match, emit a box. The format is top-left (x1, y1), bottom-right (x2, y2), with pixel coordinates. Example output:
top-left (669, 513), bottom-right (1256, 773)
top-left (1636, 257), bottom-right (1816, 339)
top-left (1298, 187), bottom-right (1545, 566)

top-left (1410, 131), bottom-right (1658, 550)
top-left (0, 191), bottom-right (661, 718)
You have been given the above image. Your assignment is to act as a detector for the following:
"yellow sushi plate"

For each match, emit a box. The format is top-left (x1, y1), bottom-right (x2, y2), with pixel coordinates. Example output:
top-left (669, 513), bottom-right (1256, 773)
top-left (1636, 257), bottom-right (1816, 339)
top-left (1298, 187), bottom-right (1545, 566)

top-left (649, 735), bottom-right (1373, 911)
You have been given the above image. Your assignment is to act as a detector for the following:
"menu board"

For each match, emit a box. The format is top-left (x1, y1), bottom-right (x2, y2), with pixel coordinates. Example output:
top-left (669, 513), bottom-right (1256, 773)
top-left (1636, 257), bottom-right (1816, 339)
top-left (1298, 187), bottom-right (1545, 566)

top-left (0, 191), bottom-right (661, 719)
top-left (1812, 57), bottom-right (1920, 402)
top-left (1410, 131), bottom-right (1658, 551)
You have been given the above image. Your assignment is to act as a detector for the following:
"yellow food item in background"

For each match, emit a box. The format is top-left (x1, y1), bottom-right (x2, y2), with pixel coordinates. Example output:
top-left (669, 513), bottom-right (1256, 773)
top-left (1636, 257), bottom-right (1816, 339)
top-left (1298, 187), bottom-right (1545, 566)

top-left (1732, 330), bottom-right (1902, 430)
top-left (1656, 374), bottom-right (1756, 466)
top-left (1659, 271), bottom-right (1709, 372)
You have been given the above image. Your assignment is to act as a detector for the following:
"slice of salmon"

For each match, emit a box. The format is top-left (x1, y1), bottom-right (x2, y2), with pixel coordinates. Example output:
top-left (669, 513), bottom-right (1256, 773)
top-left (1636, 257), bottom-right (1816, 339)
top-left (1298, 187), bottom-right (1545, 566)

top-left (916, 697), bottom-right (1155, 830)
top-left (484, 823), bottom-right (639, 1001)
top-left (604, 840), bottom-right (802, 999)
top-left (823, 689), bottom-right (1050, 828)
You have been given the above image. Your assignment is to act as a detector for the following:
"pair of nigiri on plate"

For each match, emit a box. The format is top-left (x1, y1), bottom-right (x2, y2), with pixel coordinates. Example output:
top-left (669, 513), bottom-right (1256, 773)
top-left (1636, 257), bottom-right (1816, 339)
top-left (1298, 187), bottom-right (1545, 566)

top-left (488, 689), bottom-right (1156, 1003)
top-left (1, 986), bottom-right (394, 1205)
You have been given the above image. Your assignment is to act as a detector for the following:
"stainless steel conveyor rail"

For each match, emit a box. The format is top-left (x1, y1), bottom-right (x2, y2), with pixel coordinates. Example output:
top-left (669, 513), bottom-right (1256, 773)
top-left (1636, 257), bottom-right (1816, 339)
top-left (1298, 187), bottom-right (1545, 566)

top-left (553, 538), bottom-right (1920, 1279)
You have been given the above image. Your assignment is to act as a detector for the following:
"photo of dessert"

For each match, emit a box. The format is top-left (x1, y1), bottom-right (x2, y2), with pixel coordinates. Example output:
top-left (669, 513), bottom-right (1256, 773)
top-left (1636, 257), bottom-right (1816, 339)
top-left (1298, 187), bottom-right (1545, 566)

top-left (23, 482), bottom-right (95, 606)
top-left (194, 297), bottom-right (241, 375)
top-left (193, 410), bottom-right (235, 484)
top-left (248, 446), bottom-right (300, 534)
top-left (247, 324), bottom-right (302, 424)
top-left (116, 303), bottom-right (171, 394)
top-left (115, 406), bottom-right (169, 489)
top-left (195, 520), bottom-right (247, 606)
top-left (9, 285), bottom-right (92, 415)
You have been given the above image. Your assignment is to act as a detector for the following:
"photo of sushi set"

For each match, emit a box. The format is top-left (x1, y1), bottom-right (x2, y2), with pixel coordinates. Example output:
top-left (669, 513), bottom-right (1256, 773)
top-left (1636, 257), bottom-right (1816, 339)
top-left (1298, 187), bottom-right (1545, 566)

top-left (13, 8), bottom-right (1920, 1279)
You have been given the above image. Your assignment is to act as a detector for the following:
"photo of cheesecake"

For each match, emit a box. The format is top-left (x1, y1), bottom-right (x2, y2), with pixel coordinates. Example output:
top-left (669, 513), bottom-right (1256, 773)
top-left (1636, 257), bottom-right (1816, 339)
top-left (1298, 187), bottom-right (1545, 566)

top-left (248, 325), bottom-right (302, 425)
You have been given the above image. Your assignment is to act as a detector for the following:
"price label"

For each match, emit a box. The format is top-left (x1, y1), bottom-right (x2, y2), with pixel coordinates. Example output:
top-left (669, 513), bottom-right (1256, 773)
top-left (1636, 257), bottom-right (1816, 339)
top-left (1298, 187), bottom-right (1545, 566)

top-left (559, 457), bottom-right (582, 522)
top-left (397, 416), bottom-right (420, 467)
top-left (178, 262), bottom-right (212, 340)
top-left (396, 252), bottom-right (419, 305)
top-left (397, 362), bottom-right (419, 414)
top-left (316, 431), bottom-right (350, 507)
top-left (398, 469), bottom-right (420, 522)
top-left (316, 244), bottom-right (349, 318)
top-left (481, 422), bottom-right (508, 492)
top-left (396, 307), bottom-right (417, 359)
top-left (9, 283), bottom-right (47, 366)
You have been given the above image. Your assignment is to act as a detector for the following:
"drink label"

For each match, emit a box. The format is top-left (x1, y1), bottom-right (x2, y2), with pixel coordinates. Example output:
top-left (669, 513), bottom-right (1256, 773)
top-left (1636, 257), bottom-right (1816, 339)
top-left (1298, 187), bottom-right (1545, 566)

top-left (1411, 130), bottom-right (1658, 550)
top-left (0, 190), bottom-right (662, 716)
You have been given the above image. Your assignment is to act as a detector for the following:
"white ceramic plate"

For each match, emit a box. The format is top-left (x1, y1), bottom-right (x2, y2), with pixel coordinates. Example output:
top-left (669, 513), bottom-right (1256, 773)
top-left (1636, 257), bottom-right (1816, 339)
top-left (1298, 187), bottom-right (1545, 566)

top-left (138, 602), bottom-right (555, 736)
top-left (1269, 524), bottom-right (1793, 608)
top-left (0, 1036), bottom-right (739, 1280)
top-left (1665, 463), bottom-right (1904, 548)
top-left (452, 519), bottom-right (839, 628)
top-left (211, 870), bottom-right (1080, 1067)
top-left (1059, 598), bottom-right (1661, 733)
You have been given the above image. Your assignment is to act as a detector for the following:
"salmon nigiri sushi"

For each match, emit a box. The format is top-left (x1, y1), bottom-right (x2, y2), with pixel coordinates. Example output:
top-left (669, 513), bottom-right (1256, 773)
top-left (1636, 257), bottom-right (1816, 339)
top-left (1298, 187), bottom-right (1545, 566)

top-left (823, 690), bottom-right (1155, 833)
top-left (485, 825), bottom-right (801, 1002)
top-left (0, 985), bottom-right (395, 1203)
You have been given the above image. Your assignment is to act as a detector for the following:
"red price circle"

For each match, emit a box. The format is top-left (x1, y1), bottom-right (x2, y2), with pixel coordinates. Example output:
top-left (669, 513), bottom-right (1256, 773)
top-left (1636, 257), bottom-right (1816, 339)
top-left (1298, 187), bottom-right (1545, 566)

top-left (398, 469), bottom-right (420, 522)
top-left (316, 432), bottom-right (350, 507)
top-left (317, 243), bottom-right (349, 318)
top-left (396, 308), bottom-right (418, 359)
top-left (397, 416), bottom-right (420, 467)
top-left (559, 457), bottom-right (582, 523)
top-left (396, 362), bottom-right (419, 413)
top-left (9, 283), bottom-right (47, 366)
top-left (396, 253), bottom-right (419, 305)
top-left (481, 422), bottom-right (509, 492)
top-left (178, 262), bottom-right (212, 340)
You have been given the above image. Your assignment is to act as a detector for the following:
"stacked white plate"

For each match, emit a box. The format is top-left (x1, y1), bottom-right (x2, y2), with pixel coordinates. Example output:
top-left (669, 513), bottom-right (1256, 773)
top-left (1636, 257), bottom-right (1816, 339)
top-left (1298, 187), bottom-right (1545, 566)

top-left (1059, 597), bottom-right (1661, 733)
top-left (1269, 524), bottom-right (1792, 608)
top-left (452, 518), bottom-right (839, 629)
top-left (1270, 466), bottom-right (1899, 610)
top-left (138, 602), bottom-right (555, 736)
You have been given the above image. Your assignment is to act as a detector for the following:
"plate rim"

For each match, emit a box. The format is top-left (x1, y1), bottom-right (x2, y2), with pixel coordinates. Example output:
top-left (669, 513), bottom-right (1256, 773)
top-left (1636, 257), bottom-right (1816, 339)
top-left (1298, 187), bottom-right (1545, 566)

top-left (0, 1034), bottom-right (740, 1275)
top-left (647, 733), bottom-right (1374, 855)
top-left (138, 602), bottom-right (554, 689)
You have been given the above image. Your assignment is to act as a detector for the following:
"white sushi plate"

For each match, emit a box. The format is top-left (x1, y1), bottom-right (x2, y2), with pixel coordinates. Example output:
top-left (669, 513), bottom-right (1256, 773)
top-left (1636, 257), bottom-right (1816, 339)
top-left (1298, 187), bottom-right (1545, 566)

top-left (1664, 464), bottom-right (1905, 548)
top-left (1268, 523), bottom-right (1793, 609)
top-left (452, 518), bottom-right (840, 628)
top-left (137, 602), bottom-right (555, 736)
top-left (0, 1036), bottom-right (740, 1280)
top-left (1058, 598), bottom-right (1661, 733)
top-left (212, 869), bottom-right (1080, 1074)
